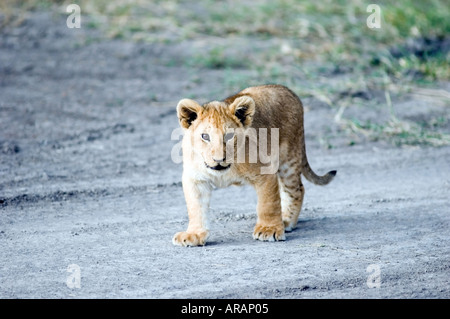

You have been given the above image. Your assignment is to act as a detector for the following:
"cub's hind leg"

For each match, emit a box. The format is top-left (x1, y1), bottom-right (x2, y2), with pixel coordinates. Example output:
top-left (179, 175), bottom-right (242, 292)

top-left (278, 163), bottom-right (305, 232)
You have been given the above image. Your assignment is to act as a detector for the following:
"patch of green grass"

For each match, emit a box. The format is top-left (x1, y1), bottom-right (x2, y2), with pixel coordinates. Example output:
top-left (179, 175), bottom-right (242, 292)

top-left (7, 0), bottom-right (448, 80)
top-left (383, 1), bottom-right (450, 39)
top-left (223, 69), bottom-right (258, 93)
top-left (188, 46), bottom-right (251, 69)
top-left (344, 117), bottom-right (450, 147)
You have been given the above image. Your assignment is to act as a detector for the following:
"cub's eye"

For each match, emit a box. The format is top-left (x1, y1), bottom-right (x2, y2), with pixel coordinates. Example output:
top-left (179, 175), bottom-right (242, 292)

top-left (201, 133), bottom-right (210, 141)
top-left (224, 132), bottom-right (234, 142)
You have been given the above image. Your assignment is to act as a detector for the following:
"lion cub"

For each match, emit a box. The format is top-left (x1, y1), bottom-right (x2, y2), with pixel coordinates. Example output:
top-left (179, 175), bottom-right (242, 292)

top-left (173, 84), bottom-right (336, 246)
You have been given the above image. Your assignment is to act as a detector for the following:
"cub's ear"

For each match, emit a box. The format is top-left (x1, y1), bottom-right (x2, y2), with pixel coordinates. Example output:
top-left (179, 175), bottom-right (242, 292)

top-left (177, 99), bottom-right (202, 129)
top-left (229, 96), bottom-right (255, 127)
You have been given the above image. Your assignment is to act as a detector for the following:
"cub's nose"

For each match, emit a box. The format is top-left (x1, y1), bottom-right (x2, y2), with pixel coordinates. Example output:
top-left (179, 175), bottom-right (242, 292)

top-left (213, 157), bottom-right (226, 163)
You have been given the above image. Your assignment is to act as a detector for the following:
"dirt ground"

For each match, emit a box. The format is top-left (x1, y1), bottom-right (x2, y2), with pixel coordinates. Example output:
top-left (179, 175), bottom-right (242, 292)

top-left (0, 11), bottom-right (449, 299)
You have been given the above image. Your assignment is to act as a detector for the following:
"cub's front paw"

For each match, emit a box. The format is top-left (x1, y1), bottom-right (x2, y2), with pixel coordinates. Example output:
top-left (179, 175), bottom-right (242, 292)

top-left (253, 223), bottom-right (286, 242)
top-left (172, 231), bottom-right (209, 247)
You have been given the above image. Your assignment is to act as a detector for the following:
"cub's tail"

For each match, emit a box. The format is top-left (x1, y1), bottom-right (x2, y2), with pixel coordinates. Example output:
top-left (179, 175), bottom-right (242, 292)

top-left (302, 160), bottom-right (336, 186)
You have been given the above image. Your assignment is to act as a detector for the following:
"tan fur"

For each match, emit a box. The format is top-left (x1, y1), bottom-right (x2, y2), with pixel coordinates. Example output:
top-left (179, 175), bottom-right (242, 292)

top-left (173, 85), bottom-right (336, 246)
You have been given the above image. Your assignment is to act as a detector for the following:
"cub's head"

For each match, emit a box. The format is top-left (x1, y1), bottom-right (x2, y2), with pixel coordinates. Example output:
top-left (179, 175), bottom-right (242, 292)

top-left (177, 96), bottom-right (255, 172)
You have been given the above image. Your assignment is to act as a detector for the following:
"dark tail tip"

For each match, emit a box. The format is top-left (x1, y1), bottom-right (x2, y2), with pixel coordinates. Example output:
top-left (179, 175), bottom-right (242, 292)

top-left (329, 170), bottom-right (337, 176)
